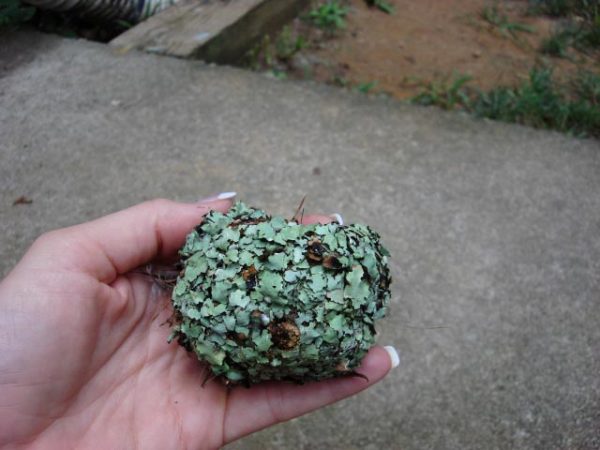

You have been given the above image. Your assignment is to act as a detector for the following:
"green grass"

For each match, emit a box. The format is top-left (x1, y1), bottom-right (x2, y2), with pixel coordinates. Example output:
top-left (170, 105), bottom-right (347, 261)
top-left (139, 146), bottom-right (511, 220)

top-left (245, 26), bottom-right (307, 72)
top-left (540, 26), bottom-right (577, 56)
top-left (469, 68), bottom-right (600, 136)
top-left (274, 26), bottom-right (307, 60)
top-left (355, 80), bottom-right (378, 93)
top-left (528, 0), bottom-right (598, 19)
top-left (529, 0), bottom-right (574, 16)
top-left (541, 22), bottom-right (600, 56)
top-left (412, 68), bottom-right (600, 138)
top-left (365, 0), bottom-right (395, 15)
top-left (411, 74), bottom-right (472, 110)
top-left (0, 0), bottom-right (34, 27)
top-left (481, 5), bottom-right (536, 38)
top-left (573, 70), bottom-right (600, 105)
top-left (532, 0), bottom-right (600, 55)
top-left (308, 1), bottom-right (349, 30)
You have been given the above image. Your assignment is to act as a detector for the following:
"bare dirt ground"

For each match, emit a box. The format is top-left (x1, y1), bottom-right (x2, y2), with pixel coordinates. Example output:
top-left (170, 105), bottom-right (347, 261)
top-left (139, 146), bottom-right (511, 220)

top-left (278, 0), bottom-right (599, 99)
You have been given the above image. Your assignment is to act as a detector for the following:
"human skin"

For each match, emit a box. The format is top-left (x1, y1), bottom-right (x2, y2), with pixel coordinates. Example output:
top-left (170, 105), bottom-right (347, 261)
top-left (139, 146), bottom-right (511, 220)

top-left (0, 197), bottom-right (396, 449)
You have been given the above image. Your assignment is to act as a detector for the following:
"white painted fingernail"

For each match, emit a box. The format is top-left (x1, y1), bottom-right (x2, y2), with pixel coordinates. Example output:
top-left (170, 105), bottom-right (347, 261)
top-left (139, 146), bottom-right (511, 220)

top-left (217, 192), bottom-right (237, 200)
top-left (198, 192), bottom-right (237, 203)
top-left (384, 345), bottom-right (400, 369)
top-left (330, 213), bottom-right (344, 225)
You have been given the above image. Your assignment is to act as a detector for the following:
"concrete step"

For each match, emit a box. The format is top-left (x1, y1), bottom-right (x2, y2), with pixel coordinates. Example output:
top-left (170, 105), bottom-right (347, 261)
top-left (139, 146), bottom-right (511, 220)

top-left (110, 0), bottom-right (306, 62)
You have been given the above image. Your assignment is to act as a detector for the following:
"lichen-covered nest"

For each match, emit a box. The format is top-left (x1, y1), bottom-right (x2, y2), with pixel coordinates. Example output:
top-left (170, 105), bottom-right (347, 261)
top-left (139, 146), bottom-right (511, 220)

top-left (171, 202), bottom-right (391, 385)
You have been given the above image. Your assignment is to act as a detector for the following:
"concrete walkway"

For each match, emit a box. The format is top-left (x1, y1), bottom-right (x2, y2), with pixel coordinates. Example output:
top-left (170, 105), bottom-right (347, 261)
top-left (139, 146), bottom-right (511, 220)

top-left (1, 31), bottom-right (599, 450)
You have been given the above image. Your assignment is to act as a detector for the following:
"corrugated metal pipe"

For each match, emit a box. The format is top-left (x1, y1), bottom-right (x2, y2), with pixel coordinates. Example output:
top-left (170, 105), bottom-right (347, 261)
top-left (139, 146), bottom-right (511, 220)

top-left (22, 0), bottom-right (176, 23)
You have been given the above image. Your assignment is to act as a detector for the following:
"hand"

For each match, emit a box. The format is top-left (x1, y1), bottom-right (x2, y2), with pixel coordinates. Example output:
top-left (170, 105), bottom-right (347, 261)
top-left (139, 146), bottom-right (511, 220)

top-left (0, 197), bottom-right (398, 449)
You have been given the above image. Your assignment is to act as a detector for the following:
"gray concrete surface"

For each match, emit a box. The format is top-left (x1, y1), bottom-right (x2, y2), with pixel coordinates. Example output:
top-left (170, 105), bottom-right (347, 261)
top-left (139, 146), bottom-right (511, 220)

top-left (1, 31), bottom-right (600, 450)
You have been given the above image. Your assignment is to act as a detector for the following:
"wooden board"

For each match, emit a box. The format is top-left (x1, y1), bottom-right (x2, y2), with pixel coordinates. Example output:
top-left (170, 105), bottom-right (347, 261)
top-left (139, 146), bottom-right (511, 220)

top-left (110, 0), bottom-right (307, 63)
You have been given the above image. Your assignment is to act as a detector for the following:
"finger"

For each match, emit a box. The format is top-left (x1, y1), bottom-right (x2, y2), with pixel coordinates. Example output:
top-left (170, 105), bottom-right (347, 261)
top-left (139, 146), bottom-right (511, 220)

top-left (223, 346), bottom-right (395, 444)
top-left (301, 213), bottom-right (343, 225)
top-left (25, 197), bottom-right (234, 282)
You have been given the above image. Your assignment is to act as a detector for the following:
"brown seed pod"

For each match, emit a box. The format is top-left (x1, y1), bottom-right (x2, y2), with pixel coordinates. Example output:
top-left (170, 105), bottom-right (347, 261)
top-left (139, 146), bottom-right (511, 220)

top-left (322, 255), bottom-right (342, 270)
top-left (306, 239), bottom-right (326, 262)
top-left (269, 320), bottom-right (301, 350)
top-left (242, 265), bottom-right (258, 290)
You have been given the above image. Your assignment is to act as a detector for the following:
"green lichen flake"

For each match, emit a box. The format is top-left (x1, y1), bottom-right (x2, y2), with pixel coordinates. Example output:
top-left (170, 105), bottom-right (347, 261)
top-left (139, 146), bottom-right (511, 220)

top-left (170, 201), bottom-right (392, 386)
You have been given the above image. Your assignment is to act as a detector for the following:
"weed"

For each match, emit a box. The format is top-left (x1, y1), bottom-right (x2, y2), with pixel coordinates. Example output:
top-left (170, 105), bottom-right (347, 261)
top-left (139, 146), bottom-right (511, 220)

top-left (245, 35), bottom-right (273, 71)
top-left (0, 0), bottom-right (34, 27)
top-left (540, 25), bottom-right (579, 56)
top-left (356, 80), bottom-right (378, 93)
top-left (275, 26), bottom-right (307, 60)
top-left (481, 4), bottom-right (535, 38)
top-left (412, 68), bottom-right (600, 138)
top-left (528, 0), bottom-right (599, 19)
top-left (573, 70), bottom-right (600, 105)
top-left (270, 69), bottom-right (288, 80)
top-left (528, 0), bottom-right (573, 16)
top-left (411, 74), bottom-right (472, 110)
top-left (541, 24), bottom-right (600, 56)
top-left (331, 75), bottom-right (349, 87)
top-left (365, 0), bottom-right (394, 15)
top-left (308, 1), bottom-right (348, 30)
top-left (531, 0), bottom-right (600, 54)
top-left (471, 68), bottom-right (560, 127)
top-left (579, 19), bottom-right (600, 48)
top-left (470, 68), bottom-right (600, 137)
top-left (245, 26), bottom-right (307, 72)
top-left (115, 19), bottom-right (133, 29)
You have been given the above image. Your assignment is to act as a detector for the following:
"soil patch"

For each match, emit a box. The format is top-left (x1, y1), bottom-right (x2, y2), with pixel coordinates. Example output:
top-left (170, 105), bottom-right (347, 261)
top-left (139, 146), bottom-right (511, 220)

top-left (266, 0), bottom-right (599, 99)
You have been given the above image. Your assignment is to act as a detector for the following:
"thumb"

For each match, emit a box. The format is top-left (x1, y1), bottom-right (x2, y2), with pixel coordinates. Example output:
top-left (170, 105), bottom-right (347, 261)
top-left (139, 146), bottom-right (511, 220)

top-left (20, 196), bottom-right (235, 283)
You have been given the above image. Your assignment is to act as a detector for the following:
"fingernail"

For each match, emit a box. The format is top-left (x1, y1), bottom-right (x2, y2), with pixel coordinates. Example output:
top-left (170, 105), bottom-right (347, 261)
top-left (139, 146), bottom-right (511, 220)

top-left (330, 213), bottom-right (344, 225)
top-left (198, 192), bottom-right (237, 203)
top-left (384, 345), bottom-right (400, 369)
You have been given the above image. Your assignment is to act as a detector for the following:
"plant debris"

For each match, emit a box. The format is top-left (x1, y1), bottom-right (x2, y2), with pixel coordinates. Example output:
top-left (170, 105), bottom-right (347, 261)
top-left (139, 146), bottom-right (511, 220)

top-left (12, 195), bottom-right (33, 206)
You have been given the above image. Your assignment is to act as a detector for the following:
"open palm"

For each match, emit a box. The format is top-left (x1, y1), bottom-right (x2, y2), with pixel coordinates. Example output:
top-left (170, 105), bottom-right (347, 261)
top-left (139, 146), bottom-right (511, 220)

top-left (0, 199), bottom-right (393, 449)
